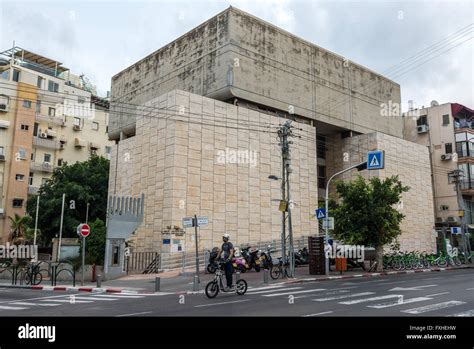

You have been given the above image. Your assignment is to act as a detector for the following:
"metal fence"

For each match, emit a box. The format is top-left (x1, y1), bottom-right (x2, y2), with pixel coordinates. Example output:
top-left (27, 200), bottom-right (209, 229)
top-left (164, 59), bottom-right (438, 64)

top-left (126, 235), bottom-right (311, 274)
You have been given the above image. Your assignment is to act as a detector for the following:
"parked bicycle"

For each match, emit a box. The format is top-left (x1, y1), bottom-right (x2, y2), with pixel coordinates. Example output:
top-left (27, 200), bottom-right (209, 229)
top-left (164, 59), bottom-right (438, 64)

top-left (205, 260), bottom-right (247, 298)
top-left (24, 261), bottom-right (42, 285)
top-left (270, 257), bottom-right (290, 280)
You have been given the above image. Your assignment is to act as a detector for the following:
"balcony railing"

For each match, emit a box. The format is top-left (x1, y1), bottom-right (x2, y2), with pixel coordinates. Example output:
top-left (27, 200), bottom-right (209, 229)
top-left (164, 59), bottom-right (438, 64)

top-left (28, 186), bottom-right (39, 195)
top-left (460, 180), bottom-right (474, 190)
top-left (30, 162), bottom-right (54, 173)
top-left (35, 113), bottom-right (65, 126)
top-left (33, 136), bottom-right (62, 150)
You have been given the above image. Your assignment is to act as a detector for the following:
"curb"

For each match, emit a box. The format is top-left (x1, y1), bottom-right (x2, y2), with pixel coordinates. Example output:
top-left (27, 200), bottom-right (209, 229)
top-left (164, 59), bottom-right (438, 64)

top-left (0, 284), bottom-right (138, 294)
top-left (281, 265), bottom-right (472, 286)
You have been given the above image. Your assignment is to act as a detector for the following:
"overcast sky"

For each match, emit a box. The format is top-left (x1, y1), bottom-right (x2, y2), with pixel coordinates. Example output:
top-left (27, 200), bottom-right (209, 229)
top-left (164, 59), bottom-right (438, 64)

top-left (0, 0), bottom-right (473, 109)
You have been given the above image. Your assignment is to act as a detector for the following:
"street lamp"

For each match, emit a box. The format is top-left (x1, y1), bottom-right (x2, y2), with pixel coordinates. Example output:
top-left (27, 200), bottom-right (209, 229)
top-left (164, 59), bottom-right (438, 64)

top-left (324, 161), bottom-right (367, 275)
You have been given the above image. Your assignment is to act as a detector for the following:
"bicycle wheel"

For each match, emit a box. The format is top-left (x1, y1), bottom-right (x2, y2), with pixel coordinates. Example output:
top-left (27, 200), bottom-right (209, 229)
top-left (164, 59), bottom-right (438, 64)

top-left (392, 260), bottom-right (403, 271)
top-left (31, 272), bottom-right (42, 285)
top-left (270, 266), bottom-right (280, 280)
top-left (205, 281), bottom-right (219, 298)
top-left (24, 273), bottom-right (31, 285)
top-left (437, 257), bottom-right (448, 267)
top-left (452, 256), bottom-right (461, 266)
top-left (236, 279), bottom-right (247, 295)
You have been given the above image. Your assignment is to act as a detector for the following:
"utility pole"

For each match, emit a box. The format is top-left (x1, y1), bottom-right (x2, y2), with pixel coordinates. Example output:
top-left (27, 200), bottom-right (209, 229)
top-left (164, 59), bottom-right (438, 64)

top-left (33, 194), bottom-right (40, 261)
top-left (448, 169), bottom-right (469, 254)
top-left (277, 121), bottom-right (296, 278)
top-left (57, 193), bottom-right (66, 262)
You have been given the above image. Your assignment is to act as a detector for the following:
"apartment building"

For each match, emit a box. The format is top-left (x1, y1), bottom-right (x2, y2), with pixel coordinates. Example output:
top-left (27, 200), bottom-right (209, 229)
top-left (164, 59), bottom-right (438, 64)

top-left (0, 47), bottom-right (114, 243)
top-left (404, 102), bottom-right (474, 239)
top-left (104, 6), bottom-right (435, 278)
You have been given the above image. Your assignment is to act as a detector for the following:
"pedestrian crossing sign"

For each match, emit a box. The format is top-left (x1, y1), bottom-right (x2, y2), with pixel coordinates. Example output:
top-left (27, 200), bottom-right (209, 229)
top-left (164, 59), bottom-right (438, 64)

top-left (316, 208), bottom-right (326, 219)
top-left (367, 150), bottom-right (384, 170)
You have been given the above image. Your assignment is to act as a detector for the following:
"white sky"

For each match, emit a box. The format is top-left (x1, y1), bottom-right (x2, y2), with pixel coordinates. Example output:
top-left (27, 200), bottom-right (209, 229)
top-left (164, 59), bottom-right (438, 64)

top-left (0, 0), bottom-right (473, 109)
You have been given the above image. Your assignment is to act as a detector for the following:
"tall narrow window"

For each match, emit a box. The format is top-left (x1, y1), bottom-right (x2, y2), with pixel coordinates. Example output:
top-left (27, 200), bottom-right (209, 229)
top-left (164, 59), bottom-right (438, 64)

top-left (12, 69), bottom-right (20, 82)
top-left (318, 165), bottom-right (326, 189)
top-left (48, 107), bottom-right (55, 116)
top-left (445, 143), bottom-right (453, 154)
top-left (442, 114), bottom-right (450, 125)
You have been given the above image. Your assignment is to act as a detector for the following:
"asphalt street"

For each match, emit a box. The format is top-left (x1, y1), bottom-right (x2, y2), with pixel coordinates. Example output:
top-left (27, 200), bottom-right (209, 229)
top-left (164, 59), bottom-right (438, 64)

top-left (0, 269), bottom-right (472, 317)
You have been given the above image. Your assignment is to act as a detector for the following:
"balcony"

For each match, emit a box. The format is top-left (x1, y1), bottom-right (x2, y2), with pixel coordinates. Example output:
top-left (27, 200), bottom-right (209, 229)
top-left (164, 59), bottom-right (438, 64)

top-left (74, 138), bottom-right (87, 147)
top-left (33, 136), bottom-right (62, 150)
top-left (35, 113), bottom-right (65, 126)
top-left (28, 186), bottom-right (39, 195)
top-left (460, 180), bottom-right (474, 194)
top-left (30, 162), bottom-right (54, 173)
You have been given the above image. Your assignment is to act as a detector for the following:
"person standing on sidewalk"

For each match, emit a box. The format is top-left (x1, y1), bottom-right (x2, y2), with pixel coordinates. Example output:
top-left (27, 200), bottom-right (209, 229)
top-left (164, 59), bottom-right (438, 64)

top-left (218, 233), bottom-right (234, 291)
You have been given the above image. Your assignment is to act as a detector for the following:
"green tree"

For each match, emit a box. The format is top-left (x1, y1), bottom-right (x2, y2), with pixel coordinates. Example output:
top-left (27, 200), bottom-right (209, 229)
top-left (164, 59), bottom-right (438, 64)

top-left (332, 175), bottom-right (409, 271)
top-left (26, 156), bottom-right (109, 247)
top-left (84, 218), bottom-right (106, 265)
top-left (8, 214), bottom-right (32, 245)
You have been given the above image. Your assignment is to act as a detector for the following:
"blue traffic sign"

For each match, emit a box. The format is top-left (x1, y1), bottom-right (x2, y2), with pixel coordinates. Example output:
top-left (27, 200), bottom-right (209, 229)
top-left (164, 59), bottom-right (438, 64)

top-left (316, 208), bottom-right (326, 219)
top-left (367, 150), bottom-right (384, 170)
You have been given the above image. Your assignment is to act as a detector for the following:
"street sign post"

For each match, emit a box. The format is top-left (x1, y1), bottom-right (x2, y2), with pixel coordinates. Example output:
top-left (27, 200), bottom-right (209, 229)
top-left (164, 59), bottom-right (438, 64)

top-left (316, 208), bottom-right (326, 219)
top-left (76, 223), bottom-right (91, 286)
top-left (367, 150), bottom-right (384, 170)
top-left (322, 217), bottom-right (334, 230)
top-left (182, 217), bottom-right (194, 228)
top-left (197, 216), bottom-right (208, 226)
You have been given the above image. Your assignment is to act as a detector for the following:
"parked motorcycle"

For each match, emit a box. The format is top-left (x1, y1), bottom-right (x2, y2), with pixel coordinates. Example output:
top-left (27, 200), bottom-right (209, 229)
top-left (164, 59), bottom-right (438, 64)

top-left (259, 245), bottom-right (274, 270)
top-left (206, 247), bottom-right (220, 273)
top-left (294, 247), bottom-right (309, 266)
top-left (241, 246), bottom-right (261, 272)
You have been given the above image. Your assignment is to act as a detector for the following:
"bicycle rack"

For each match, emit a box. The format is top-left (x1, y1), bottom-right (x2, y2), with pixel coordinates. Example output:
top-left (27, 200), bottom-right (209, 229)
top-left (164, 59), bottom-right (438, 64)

top-left (51, 262), bottom-right (76, 287)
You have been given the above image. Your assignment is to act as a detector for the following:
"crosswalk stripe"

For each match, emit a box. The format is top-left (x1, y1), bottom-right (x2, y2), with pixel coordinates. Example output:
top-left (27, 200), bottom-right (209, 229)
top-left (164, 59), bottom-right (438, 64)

top-left (262, 289), bottom-right (326, 297)
top-left (295, 290), bottom-right (350, 300)
top-left (73, 296), bottom-right (118, 301)
top-left (247, 287), bottom-right (302, 295)
top-left (92, 294), bottom-right (143, 299)
top-left (401, 301), bottom-right (466, 314)
top-left (11, 302), bottom-right (61, 307)
top-left (368, 297), bottom-right (432, 309)
top-left (42, 299), bottom-right (93, 303)
top-left (339, 294), bottom-right (402, 305)
top-left (313, 292), bottom-right (375, 302)
top-left (0, 305), bottom-right (28, 310)
top-left (247, 285), bottom-right (285, 292)
top-left (449, 309), bottom-right (474, 317)
top-left (303, 311), bottom-right (333, 317)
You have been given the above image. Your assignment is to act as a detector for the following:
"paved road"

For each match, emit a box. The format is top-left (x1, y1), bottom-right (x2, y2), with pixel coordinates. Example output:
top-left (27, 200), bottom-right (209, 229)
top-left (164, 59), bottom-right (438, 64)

top-left (0, 269), bottom-right (472, 317)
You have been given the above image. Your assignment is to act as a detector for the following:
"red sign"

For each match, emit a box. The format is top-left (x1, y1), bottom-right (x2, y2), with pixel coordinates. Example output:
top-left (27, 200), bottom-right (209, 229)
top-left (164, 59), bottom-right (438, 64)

top-left (80, 223), bottom-right (90, 238)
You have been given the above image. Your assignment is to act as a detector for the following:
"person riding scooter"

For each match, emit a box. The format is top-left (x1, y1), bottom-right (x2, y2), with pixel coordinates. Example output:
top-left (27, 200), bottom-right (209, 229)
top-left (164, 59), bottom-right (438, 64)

top-left (217, 233), bottom-right (234, 291)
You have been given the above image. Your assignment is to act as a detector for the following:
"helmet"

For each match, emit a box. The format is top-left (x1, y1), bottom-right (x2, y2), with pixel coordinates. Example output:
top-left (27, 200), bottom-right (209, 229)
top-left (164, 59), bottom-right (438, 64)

top-left (223, 233), bottom-right (230, 241)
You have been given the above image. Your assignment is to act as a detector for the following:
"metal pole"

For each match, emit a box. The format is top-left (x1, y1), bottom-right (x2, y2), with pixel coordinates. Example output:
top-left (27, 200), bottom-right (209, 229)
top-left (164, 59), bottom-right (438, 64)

top-left (194, 214), bottom-right (199, 282)
top-left (281, 139), bottom-right (287, 273)
top-left (57, 193), bottom-right (66, 262)
top-left (33, 194), bottom-right (40, 261)
top-left (81, 237), bottom-right (85, 286)
top-left (286, 161), bottom-right (294, 278)
top-left (325, 162), bottom-right (367, 275)
top-left (155, 277), bottom-right (160, 292)
top-left (85, 202), bottom-right (89, 224)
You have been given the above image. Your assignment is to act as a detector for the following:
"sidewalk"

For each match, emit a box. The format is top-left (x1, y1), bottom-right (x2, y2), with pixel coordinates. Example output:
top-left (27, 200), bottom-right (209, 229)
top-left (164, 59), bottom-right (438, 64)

top-left (1, 264), bottom-right (472, 294)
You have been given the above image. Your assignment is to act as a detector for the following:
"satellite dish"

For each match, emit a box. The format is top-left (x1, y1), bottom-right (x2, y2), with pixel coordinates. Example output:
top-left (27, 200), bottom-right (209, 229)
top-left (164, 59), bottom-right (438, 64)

top-left (431, 100), bottom-right (439, 107)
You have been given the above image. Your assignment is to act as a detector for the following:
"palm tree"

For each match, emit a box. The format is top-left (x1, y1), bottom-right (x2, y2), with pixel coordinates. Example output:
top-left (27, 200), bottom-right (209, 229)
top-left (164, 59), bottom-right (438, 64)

top-left (8, 214), bottom-right (32, 245)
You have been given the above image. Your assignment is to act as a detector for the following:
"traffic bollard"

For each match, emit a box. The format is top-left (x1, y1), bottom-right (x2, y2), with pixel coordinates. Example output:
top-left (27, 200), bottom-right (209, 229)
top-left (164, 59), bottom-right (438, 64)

top-left (263, 269), bottom-right (269, 283)
top-left (155, 277), bottom-right (160, 292)
top-left (193, 275), bottom-right (199, 291)
top-left (96, 274), bottom-right (102, 288)
top-left (235, 271), bottom-right (240, 282)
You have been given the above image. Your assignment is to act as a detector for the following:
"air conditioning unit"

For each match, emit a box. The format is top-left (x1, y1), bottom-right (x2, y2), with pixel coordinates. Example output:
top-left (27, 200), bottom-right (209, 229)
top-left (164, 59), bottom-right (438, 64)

top-left (73, 124), bottom-right (81, 131)
top-left (0, 154), bottom-right (5, 161)
top-left (441, 154), bottom-right (452, 161)
top-left (0, 103), bottom-right (8, 112)
top-left (59, 143), bottom-right (65, 149)
top-left (417, 124), bottom-right (429, 133)
top-left (40, 132), bottom-right (48, 138)
top-left (43, 161), bottom-right (51, 167)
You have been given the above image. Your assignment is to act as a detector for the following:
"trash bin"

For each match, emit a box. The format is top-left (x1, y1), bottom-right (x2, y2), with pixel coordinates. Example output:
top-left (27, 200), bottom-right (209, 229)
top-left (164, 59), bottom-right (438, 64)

top-left (335, 257), bottom-right (347, 272)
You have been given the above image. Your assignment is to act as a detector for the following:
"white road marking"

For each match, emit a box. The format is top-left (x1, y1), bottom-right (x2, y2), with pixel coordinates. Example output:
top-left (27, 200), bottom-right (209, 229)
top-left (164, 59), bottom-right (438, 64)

top-left (247, 287), bottom-right (302, 295)
top-left (0, 305), bottom-right (28, 310)
top-left (424, 292), bottom-right (450, 297)
top-left (339, 294), bottom-right (402, 305)
top-left (195, 299), bottom-right (250, 308)
top-left (313, 292), bottom-right (375, 302)
top-left (466, 288), bottom-right (474, 291)
top-left (42, 299), bottom-right (93, 303)
top-left (262, 289), bottom-right (326, 297)
top-left (303, 311), bottom-right (333, 317)
top-left (116, 311), bottom-right (152, 317)
top-left (74, 296), bottom-right (118, 301)
top-left (389, 285), bottom-right (437, 291)
top-left (92, 294), bottom-right (143, 299)
top-left (11, 302), bottom-right (61, 307)
top-left (376, 280), bottom-right (407, 286)
top-left (402, 301), bottom-right (466, 314)
top-left (368, 297), bottom-right (432, 309)
top-left (449, 309), bottom-right (474, 317)
top-left (295, 290), bottom-right (350, 299)
top-left (247, 285), bottom-right (285, 291)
